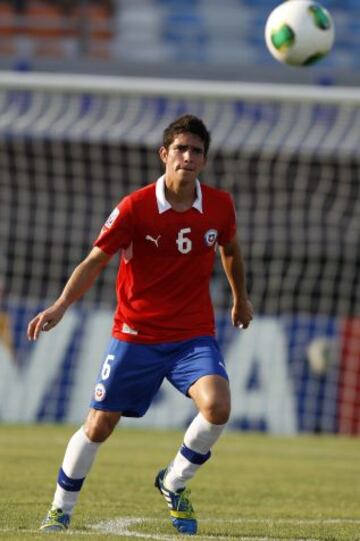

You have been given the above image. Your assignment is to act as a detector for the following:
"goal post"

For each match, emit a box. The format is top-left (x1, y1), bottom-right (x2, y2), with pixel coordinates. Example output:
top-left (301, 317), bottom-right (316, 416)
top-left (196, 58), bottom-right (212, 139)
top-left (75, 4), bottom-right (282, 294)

top-left (0, 71), bottom-right (359, 433)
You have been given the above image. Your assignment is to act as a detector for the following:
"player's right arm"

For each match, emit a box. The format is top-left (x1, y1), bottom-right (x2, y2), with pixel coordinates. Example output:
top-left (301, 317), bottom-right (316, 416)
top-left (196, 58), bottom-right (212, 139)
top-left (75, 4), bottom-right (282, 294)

top-left (27, 247), bottom-right (112, 341)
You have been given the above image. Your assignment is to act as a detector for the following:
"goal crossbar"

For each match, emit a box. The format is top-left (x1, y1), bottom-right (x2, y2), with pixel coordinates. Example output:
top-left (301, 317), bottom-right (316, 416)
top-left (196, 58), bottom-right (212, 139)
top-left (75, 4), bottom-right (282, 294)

top-left (1, 71), bottom-right (360, 105)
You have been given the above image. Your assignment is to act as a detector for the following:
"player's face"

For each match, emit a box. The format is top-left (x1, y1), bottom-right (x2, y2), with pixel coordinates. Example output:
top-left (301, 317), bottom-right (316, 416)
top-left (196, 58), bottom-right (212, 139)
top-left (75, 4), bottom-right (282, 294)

top-left (159, 133), bottom-right (207, 185)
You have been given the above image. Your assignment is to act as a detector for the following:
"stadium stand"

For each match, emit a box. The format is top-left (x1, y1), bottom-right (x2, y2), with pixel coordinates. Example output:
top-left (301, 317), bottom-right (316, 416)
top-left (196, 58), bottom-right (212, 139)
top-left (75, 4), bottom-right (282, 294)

top-left (114, 0), bottom-right (360, 70)
top-left (0, 0), bottom-right (359, 84)
top-left (0, 0), bottom-right (115, 61)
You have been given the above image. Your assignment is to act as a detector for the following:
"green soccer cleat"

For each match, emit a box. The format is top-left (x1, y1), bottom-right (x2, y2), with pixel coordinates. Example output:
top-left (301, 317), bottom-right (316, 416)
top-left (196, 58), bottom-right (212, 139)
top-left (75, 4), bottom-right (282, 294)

top-left (40, 507), bottom-right (70, 532)
top-left (155, 469), bottom-right (197, 535)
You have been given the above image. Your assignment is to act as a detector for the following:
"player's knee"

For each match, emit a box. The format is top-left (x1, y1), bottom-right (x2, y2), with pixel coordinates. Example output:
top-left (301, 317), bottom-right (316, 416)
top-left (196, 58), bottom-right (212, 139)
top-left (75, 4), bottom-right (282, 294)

top-left (84, 409), bottom-right (120, 443)
top-left (201, 400), bottom-right (231, 425)
top-left (84, 424), bottom-right (109, 443)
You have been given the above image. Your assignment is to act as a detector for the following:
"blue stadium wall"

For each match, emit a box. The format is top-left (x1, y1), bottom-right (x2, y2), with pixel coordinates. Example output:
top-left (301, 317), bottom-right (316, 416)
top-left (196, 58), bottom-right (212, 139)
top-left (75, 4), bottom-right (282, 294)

top-left (1, 302), bottom-right (359, 434)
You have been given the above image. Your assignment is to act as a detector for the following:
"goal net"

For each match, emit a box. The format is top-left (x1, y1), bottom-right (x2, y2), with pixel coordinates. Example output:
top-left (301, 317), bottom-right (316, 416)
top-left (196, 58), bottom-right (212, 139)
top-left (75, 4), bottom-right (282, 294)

top-left (0, 72), bottom-right (359, 433)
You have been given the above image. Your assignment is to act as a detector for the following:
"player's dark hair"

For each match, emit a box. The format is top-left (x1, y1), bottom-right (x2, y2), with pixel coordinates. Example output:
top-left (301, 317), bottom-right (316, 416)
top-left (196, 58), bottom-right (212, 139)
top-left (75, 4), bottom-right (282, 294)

top-left (162, 114), bottom-right (211, 157)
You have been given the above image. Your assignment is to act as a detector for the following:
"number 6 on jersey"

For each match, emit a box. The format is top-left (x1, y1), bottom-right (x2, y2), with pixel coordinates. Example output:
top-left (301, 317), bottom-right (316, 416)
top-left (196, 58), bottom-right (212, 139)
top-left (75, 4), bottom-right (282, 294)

top-left (176, 228), bottom-right (192, 254)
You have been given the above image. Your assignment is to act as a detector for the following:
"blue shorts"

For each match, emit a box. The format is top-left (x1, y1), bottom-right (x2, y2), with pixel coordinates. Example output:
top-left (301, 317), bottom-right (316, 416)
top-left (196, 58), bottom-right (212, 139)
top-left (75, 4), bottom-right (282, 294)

top-left (89, 336), bottom-right (228, 417)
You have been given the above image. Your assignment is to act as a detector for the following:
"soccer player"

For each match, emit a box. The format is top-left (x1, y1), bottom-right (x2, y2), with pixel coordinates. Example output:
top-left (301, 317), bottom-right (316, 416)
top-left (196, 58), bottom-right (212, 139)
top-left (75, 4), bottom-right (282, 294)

top-left (27, 114), bottom-right (253, 535)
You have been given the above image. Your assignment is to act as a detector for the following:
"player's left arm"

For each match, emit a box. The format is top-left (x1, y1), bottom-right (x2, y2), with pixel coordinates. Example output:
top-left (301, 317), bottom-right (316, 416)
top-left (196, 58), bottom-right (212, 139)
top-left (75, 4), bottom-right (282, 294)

top-left (219, 234), bottom-right (253, 329)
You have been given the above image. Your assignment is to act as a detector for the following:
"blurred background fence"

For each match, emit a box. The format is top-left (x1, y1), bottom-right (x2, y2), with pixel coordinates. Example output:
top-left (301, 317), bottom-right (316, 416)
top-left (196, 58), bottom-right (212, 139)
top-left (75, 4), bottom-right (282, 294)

top-left (0, 0), bottom-right (359, 435)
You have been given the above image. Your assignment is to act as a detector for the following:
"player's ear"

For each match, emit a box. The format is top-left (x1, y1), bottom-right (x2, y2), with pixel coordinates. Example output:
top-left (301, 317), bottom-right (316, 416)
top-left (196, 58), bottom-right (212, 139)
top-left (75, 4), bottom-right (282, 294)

top-left (159, 146), bottom-right (168, 164)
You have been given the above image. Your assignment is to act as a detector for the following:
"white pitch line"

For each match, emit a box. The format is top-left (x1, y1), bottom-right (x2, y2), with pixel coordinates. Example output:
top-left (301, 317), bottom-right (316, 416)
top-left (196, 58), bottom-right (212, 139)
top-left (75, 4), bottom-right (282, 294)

top-left (2, 515), bottom-right (359, 540)
top-left (0, 527), bottom-right (312, 541)
top-left (91, 517), bottom-right (321, 541)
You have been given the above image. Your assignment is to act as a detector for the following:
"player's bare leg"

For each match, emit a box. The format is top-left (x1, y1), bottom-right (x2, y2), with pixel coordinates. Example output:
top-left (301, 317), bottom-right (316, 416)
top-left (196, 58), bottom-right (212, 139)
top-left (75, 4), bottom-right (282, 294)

top-left (188, 375), bottom-right (231, 425)
top-left (165, 375), bottom-right (230, 488)
top-left (40, 409), bottom-right (121, 532)
top-left (155, 375), bottom-right (230, 535)
top-left (84, 408), bottom-right (122, 442)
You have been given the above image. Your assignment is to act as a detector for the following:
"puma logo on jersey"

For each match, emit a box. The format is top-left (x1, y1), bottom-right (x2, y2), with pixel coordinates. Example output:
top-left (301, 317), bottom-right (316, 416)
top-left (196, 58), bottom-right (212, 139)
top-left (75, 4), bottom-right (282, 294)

top-left (145, 234), bottom-right (161, 247)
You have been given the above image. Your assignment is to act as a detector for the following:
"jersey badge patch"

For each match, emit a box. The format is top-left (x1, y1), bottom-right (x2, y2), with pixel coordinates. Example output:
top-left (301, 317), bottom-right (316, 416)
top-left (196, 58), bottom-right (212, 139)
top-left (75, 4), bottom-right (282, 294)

top-left (104, 207), bottom-right (120, 229)
top-left (94, 383), bottom-right (106, 402)
top-left (204, 229), bottom-right (218, 247)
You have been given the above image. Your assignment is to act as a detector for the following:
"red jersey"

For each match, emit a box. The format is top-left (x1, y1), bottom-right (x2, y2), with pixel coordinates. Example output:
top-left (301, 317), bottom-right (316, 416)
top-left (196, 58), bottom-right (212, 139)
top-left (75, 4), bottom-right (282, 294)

top-left (94, 176), bottom-right (236, 343)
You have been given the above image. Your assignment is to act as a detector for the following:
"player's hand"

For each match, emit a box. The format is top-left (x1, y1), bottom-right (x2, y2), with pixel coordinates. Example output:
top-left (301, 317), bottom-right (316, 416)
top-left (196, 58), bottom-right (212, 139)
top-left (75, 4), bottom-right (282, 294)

top-left (231, 298), bottom-right (254, 329)
top-left (27, 303), bottom-right (66, 341)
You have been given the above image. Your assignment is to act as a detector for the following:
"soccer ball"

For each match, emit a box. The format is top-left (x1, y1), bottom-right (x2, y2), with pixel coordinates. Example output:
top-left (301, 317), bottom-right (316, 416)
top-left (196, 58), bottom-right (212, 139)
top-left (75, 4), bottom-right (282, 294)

top-left (265, 0), bottom-right (335, 66)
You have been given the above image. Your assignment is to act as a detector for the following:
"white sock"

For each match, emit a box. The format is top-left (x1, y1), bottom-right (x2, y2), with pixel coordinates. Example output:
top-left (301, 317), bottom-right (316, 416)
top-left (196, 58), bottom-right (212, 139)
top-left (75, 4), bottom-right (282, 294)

top-left (164, 413), bottom-right (226, 492)
top-left (52, 426), bottom-right (101, 515)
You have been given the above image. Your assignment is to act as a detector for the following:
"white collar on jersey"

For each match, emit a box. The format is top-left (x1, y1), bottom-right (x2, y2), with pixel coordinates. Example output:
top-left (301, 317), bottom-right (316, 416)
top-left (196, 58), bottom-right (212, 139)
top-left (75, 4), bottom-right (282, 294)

top-left (155, 174), bottom-right (203, 214)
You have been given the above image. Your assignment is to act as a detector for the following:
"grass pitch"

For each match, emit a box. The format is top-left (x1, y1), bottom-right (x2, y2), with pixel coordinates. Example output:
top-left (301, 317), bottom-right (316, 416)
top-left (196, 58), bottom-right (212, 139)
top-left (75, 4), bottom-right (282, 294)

top-left (0, 425), bottom-right (359, 541)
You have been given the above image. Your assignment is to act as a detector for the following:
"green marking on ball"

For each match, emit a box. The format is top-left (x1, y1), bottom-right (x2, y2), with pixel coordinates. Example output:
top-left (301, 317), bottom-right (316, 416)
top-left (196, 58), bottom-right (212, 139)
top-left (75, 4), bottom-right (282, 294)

top-left (309, 4), bottom-right (331, 30)
top-left (303, 51), bottom-right (326, 65)
top-left (271, 24), bottom-right (295, 50)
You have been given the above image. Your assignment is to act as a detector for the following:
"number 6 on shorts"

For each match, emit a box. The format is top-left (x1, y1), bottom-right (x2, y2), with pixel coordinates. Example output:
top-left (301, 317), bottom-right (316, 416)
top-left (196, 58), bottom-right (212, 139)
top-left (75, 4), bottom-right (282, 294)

top-left (101, 354), bottom-right (115, 380)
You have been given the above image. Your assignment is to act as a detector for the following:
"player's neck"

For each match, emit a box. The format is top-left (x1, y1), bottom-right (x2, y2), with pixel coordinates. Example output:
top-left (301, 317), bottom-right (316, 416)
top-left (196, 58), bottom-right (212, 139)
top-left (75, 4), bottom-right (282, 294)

top-left (164, 179), bottom-right (196, 212)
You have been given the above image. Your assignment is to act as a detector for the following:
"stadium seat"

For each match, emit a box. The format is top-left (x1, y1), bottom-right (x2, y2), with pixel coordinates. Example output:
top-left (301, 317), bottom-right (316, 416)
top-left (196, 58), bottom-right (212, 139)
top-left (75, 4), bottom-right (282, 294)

top-left (76, 4), bottom-right (114, 59)
top-left (0, 3), bottom-right (17, 36)
top-left (0, 3), bottom-right (20, 55)
top-left (24, 2), bottom-right (66, 38)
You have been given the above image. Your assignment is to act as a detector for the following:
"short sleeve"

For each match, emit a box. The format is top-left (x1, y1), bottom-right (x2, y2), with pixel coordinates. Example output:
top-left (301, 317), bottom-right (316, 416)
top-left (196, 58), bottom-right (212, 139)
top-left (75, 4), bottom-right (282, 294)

top-left (218, 193), bottom-right (237, 246)
top-left (93, 196), bottom-right (134, 255)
